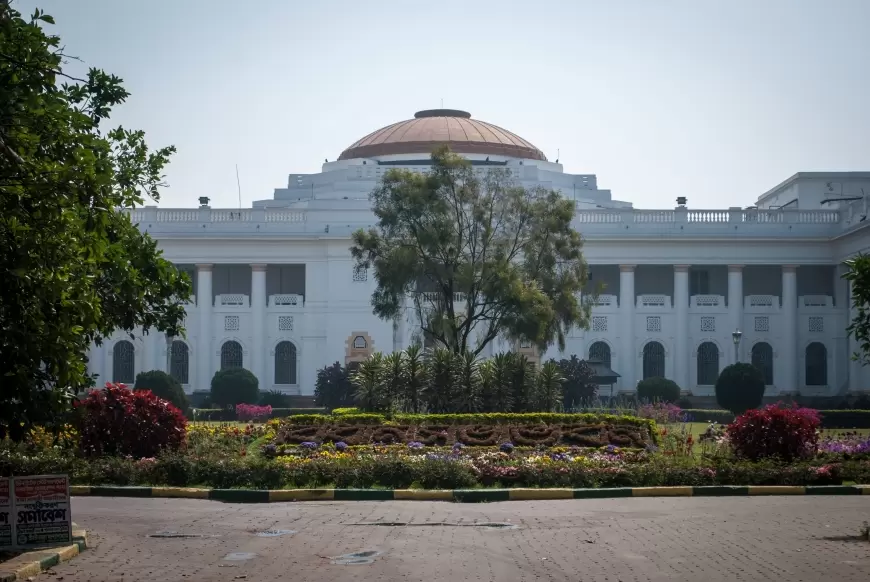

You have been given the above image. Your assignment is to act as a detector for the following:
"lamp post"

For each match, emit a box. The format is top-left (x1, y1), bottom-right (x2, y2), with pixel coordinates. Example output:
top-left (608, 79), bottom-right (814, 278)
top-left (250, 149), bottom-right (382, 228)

top-left (732, 329), bottom-right (743, 364)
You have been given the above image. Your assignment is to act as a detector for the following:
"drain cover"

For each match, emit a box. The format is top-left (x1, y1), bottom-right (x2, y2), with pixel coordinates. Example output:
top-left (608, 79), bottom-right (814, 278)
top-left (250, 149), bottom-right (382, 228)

top-left (223, 552), bottom-right (257, 561)
top-left (148, 531), bottom-right (210, 539)
top-left (330, 550), bottom-right (382, 565)
top-left (255, 529), bottom-right (296, 537)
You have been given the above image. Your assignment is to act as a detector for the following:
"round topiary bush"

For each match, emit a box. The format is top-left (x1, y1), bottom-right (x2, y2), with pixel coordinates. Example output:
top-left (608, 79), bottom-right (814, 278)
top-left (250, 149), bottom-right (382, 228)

top-left (210, 368), bottom-right (259, 409)
top-left (134, 370), bottom-right (189, 415)
top-left (74, 382), bottom-right (187, 458)
top-left (636, 377), bottom-right (681, 403)
top-left (715, 362), bottom-right (766, 415)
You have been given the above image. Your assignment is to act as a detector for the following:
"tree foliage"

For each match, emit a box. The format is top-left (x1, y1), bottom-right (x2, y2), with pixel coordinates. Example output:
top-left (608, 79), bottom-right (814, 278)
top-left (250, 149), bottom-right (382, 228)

top-left (0, 5), bottom-right (191, 439)
top-left (843, 254), bottom-right (870, 365)
top-left (134, 370), bottom-right (189, 416)
top-left (715, 363), bottom-right (766, 415)
top-left (210, 369), bottom-right (260, 409)
top-left (350, 146), bottom-right (589, 356)
top-left (636, 377), bottom-right (681, 404)
top-left (552, 355), bottom-right (597, 409)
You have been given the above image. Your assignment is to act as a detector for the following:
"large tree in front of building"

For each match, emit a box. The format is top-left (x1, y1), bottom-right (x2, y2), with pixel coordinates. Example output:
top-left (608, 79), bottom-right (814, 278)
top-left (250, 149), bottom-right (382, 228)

top-left (0, 5), bottom-right (191, 439)
top-left (351, 146), bottom-right (589, 356)
top-left (843, 253), bottom-right (870, 364)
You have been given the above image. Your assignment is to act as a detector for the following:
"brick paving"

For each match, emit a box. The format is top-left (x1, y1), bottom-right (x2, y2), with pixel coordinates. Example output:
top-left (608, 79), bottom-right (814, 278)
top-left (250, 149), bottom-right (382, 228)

top-left (49, 496), bottom-right (870, 581)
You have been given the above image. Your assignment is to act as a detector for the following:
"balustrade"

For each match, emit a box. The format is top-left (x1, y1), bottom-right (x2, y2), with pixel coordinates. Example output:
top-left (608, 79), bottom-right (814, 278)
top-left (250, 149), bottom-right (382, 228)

top-left (800, 295), bottom-right (833, 308)
top-left (269, 294), bottom-right (304, 307)
top-left (744, 294), bottom-right (779, 309)
top-left (215, 294), bottom-right (249, 307)
top-left (636, 294), bottom-right (671, 308)
top-left (690, 294), bottom-right (724, 308)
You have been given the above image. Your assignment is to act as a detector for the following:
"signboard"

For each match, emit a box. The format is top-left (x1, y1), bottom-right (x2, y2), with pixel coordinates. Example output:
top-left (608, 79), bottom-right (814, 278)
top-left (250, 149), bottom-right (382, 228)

top-left (0, 478), bottom-right (11, 548)
top-left (9, 475), bottom-right (71, 550)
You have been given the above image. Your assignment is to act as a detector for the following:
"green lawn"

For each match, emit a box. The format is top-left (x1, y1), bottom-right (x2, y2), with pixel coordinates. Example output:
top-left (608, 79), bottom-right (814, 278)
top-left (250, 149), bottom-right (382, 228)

top-left (667, 421), bottom-right (870, 440)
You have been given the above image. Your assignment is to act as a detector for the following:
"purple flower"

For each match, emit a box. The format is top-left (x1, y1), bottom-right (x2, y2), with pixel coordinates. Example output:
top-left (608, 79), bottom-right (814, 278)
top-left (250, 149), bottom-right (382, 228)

top-left (452, 442), bottom-right (465, 451)
top-left (335, 441), bottom-right (348, 451)
top-left (605, 444), bottom-right (617, 454)
top-left (408, 441), bottom-right (424, 450)
top-left (262, 443), bottom-right (277, 457)
top-left (300, 441), bottom-right (318, 449)
top-left (500, 442), bottom-right (515, 453)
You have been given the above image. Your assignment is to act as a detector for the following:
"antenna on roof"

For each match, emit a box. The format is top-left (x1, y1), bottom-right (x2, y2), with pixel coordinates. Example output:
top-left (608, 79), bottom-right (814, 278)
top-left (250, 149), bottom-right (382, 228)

top-left (235, 164), bottom-right (242, 209)
top-left (441, 98), bottom-right (443, 108)
top-left (556, 148), bottom-right (560, 163)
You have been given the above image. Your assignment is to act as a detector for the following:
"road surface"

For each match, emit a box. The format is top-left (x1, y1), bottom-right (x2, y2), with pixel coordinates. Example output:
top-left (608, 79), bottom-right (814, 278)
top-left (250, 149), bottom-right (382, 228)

top-left (46, 496), bottom-right (870, 581)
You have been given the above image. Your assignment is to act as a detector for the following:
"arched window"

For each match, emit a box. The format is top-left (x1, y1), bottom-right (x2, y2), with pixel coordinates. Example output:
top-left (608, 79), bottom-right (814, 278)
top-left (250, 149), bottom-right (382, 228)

top-left (697, 342), bottom-right (719, 385)
top-left (642, 341), bottom-right (665, 380)
top-left (112, 340), bottom-right (135, 384)
top-left (170, 340), bottom-right (189, 385)
top-left (751, 342), bottom-right (773, 386)
top-left (805, 342), bottom-right (827, 386)
top-left (220, 340), bottom-right (243, 370)
top-left (588, 341), bottom-right (611, 368)
top-left (353, 335), bottom-right (367, 349)
top-left (274, 341), bottom-right (297, 385)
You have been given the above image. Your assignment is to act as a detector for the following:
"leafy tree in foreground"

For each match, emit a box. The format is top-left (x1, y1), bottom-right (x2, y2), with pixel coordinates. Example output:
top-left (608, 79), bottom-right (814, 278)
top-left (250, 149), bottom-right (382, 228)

top-left (843, 254), bottom-right (870, 365)
top-left (0, 6), bottom-right (191, 439)
top-left (350, 146), bottom-right (589, 356)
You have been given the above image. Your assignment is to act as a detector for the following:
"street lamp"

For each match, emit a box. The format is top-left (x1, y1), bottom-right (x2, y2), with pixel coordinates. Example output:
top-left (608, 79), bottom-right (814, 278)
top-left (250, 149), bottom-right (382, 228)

top-left (732, 329), bottom-right (743, 363)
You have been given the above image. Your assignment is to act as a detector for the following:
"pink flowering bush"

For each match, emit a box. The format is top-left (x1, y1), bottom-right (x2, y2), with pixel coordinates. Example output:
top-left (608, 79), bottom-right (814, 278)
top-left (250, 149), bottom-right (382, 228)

top-left (727, 403), bottom-right (820, 462)
top-left (637, 402), bottom-right (684, 425)
top-left (74, 382), bottom-right (187, 459)
top-left (236, 403), bottom-right (272, 422)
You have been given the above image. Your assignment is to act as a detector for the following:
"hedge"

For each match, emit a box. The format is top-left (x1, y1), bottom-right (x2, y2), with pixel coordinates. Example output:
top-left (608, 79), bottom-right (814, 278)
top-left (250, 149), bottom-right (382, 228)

top-left (683, 409), bottom-right (870, 429)
top-left (191, 408), bottom-right (327, 421)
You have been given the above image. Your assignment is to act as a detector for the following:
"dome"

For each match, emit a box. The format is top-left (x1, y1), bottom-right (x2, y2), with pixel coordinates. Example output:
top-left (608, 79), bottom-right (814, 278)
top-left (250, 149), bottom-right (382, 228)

top-left (338, 109), bottom-right (547, 162)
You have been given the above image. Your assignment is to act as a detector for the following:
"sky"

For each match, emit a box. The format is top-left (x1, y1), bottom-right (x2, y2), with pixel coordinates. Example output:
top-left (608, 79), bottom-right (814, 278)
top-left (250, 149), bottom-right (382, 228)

top-left (18, 0), bottom-right (870, 209)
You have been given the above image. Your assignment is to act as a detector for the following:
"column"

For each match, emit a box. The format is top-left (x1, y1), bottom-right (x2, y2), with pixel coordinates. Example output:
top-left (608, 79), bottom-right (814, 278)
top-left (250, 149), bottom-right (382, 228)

top-left (781, 265), bottom-right (798, 392)
top-left (251, 264), bottom-right (267, 388)
top-left (196, 264), bottom-right (213, 391)
top-left (89, 344), bottom-right (105, 386)
top-left (728, 265), bottom-right (744, 363)
top-left (619, 265), bottom-right (636, 391)
top-left (674, 265), bottom-right (690, 391)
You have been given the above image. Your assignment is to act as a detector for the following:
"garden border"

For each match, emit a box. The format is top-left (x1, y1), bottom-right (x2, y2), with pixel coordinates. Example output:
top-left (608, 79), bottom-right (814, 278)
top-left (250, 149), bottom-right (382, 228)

top-left (0, 529), bottom-right (88, 582)
top-left (69, 485), bottom-right (870, 503)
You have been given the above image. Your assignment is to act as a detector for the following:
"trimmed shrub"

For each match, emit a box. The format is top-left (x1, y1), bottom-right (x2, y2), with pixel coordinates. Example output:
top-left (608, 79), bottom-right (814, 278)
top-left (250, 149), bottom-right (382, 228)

top-left (636, 377), bottom-right (681, 403)
top-left (210, 368), bottom-right (259, 409)
top-left (74, 382), bottom-right (186, 458)
top-left (333, 407), bottom-right (361, 416)
top-left (134, 370), bottom-right (189, 416)
top-left (727, 404), bottom-right (820, 461)
top-left (190, 407), bottom-right (328, 421)
top-left (259, 390), bottom-right (289, 407)
top-left (715, 363), bottom-right (766, 415)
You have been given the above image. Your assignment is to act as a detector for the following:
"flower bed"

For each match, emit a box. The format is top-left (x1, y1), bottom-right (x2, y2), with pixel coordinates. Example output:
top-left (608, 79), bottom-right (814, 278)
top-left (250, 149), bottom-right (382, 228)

top-left (273, 421), bottom-right (653, 449)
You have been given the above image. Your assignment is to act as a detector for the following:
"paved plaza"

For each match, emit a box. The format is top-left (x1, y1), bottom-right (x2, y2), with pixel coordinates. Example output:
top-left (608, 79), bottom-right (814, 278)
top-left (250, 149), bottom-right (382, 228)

top-left (49, 496), bottom-right (870, 581)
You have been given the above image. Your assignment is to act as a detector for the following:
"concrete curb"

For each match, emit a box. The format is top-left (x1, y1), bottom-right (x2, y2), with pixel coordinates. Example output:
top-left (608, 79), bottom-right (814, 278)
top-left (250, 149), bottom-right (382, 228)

top-left (69, 484), bottom-right (870, 503)
top-left (0, 529), bottom-right (88, 582)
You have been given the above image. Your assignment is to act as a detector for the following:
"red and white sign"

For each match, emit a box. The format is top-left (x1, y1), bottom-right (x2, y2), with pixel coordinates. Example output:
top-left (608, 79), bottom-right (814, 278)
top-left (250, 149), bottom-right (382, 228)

top-left (10, 475), bottom-right (71, 549)
top-left (0, 478), bottom-right (11, 548)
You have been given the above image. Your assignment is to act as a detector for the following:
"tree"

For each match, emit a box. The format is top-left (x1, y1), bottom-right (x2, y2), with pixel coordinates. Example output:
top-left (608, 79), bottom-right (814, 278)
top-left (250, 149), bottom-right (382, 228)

top-left (350, 146), bottom-right (589, 356)
top-left (553, 356), bottom-right (597, 409)
top-left (134, 370), bottom-right (189, 416)
top-left (843, 254), bottom-right (870, 364)
top-left (534, 361), bottom-right (565, 412)
top-left (636, 377), bottom-right (681, 404)
top-left (0, 6), bottom-right (191, 439)
top-left (210, 369), bottom-right (259, 409)
top-left (715, 363), bottom-right (766, 415)
top-left (314, 361), bottom-right (356, 411)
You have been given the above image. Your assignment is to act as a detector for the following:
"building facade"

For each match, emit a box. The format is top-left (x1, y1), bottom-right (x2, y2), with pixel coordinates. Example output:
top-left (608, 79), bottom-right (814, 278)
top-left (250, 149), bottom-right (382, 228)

top-left (89, 109), bottom-right (870, 398)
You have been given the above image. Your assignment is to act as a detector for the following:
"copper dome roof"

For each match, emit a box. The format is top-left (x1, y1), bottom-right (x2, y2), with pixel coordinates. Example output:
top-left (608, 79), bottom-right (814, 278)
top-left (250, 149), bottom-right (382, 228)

top-left (338, 109), bottom-right (547, 162)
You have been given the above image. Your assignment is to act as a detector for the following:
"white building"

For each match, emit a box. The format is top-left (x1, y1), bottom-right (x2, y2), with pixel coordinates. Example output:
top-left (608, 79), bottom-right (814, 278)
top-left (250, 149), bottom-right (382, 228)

top-left (89, 109), bottom-right (870, 400)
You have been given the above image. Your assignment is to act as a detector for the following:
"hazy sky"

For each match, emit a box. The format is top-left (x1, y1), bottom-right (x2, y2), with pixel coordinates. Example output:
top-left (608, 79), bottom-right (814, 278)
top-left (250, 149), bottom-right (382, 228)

top-left (19, 0), bottom-right (870, 209)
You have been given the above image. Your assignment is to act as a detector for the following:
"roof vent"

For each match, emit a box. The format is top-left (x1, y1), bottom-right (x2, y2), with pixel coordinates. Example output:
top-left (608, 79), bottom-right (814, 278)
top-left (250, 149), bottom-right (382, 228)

top-left (414, 109), bottom-right (471, 119)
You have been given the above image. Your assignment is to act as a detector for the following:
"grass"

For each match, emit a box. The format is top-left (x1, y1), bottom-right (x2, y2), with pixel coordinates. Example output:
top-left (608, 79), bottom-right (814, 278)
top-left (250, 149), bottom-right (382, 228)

top-left (668, 422), bottom-right (870, 440)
